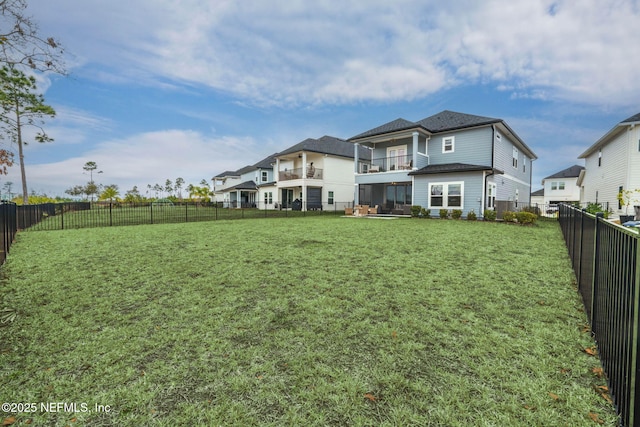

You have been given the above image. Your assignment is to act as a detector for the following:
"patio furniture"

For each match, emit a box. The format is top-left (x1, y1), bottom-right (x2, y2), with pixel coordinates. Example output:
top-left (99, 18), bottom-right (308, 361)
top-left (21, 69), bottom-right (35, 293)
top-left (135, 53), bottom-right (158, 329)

top-left (345, 207), bottom-right (353, 215)
top-left (368, 205), bottom-right (380, 214)
top-left (369, 165), bottom-right (380, 173)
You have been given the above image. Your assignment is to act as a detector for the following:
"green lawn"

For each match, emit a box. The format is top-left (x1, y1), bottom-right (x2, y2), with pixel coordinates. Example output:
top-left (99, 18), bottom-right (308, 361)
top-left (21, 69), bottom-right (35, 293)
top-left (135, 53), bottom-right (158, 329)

top-left (0, 217), bottom-right (617, 426)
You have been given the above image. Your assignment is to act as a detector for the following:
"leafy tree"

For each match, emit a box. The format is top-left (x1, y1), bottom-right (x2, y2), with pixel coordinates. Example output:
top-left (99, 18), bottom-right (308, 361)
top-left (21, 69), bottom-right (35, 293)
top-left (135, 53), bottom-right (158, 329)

top-left (0, 0), bottom-right (65, 73)
top-left (124, 185), bottom-right (143, 203)
top-left (84, 181), bottom-right (99, 201)
top-left (82, 161), bottom-right (101, 183)
top-left (99, 184), bottom-right (119, 202)
top-left (2, 179), bottom-right (11, 198)
top-left (0, 147), bottom-right (12, 174)
top-left (174, 177), bottom-right (184, 200)
top-left (164, 179), bottom-right (173, 197)
top-left (0, 65), bottom-right (55, 204)
top-left (152, 183), bottom-right (162, 198)
top-left (64, 184), bottom-right (84, 198)
top-left (188, 184), bottom-right (211, 204)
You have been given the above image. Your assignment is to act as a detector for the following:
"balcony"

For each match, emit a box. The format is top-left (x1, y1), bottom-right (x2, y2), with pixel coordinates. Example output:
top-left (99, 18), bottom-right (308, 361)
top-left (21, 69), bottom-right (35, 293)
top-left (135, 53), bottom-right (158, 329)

top-left (279, 167), bottom-right (323, 181)
top-left (363, 154), bottom-right (413, 173)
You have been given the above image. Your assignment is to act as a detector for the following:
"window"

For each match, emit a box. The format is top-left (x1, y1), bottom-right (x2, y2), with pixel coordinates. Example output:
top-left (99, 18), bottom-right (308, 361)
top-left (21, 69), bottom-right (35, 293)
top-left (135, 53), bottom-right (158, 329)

top-left (261, 171), bottom-right (268, 182)
top-left (328, 191), bottom-right (334, 205)
top-left (512, 147), bottom-right (518, 168)
top-left (558, 182), bottom-right (565, 190)
top-left (429, 182), bottom-right (463, 209)
top-left (598, 149), bottom-right (602, 167)
top-left (387, 145), bottom-right (407, 170)
top-left (619, 186), bottom-right (624, 210)
top-left (523, 157), bottom-right (526, 173)
top-left (386, 184), bottom-right (412, 206)
top-left (263, 192), bottom-right (273, 205)
top-left (551, 182), bottom-right (557, 190)
top-left (442, 136), bottom-right (455, 153)
top-left (487, 183), bottom-right (496, 209)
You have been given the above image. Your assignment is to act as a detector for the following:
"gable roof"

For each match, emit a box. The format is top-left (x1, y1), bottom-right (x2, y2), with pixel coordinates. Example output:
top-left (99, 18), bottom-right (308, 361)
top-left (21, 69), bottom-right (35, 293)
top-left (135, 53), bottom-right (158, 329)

top-left (252, 153), bottom-right (277, 169)
top-left (531, 188), bottom-right (544, 197)
top-left (277, 135), bottom-right (369, 160)
top-left (543, 165), bottom-right (584, 180)
top-left (408, 162), bottom-right (503, 176)
top-left (579, 112), bottom-right (640, 158)
top-left (214, 170), bottom-right (240, 178)
top-left (416, 110), bottom-right (501, 132)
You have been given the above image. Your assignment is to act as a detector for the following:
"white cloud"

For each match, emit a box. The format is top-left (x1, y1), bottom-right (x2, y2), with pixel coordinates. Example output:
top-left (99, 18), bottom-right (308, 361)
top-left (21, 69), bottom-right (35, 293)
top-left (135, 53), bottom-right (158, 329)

top-left (29, 1), bottom-right (640, 107)
top-left (4, 129), bottom-right (265, 197)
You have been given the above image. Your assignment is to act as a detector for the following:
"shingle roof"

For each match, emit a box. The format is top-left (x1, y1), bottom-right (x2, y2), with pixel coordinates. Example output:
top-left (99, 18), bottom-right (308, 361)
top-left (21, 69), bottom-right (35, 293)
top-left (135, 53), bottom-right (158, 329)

top-left (349, 118), bottom-right (419, 140)
top-left (252, 153), bottom-right (277, 169)
top-left (531, 188), bottom-right (544, 197)
top-left (277, 135), bottom-right (369, 160)
top-left (621, 112), bottom-right (640, 124)
top-left (225, 180), bottom-right (258, 192)
top-left (409, 163), bottom-right (500, 175)
top-left (543, 165), bottom-right (584, 180)
top-left (349, 110), bottom-right (503, 141)
top-left (416, 110), bottom-right (501, 132)
top-left (214, 170), bottom-right (240, 178)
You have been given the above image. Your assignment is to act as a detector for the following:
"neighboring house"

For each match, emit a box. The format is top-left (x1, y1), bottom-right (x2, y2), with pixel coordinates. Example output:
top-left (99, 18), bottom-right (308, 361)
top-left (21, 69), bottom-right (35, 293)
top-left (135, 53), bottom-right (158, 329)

top-left (578, 112), bottom-right (640, 218)
top-left (540, 165), bottom-right (584, 206)
top-left (258, 135), bottom-right (370, 211)
top-left (531, 188), bottom-right (545, 207)
top-left (213, 154), bottom-right (277, 207)
top-left (348, 110), bottom-right (537, 217)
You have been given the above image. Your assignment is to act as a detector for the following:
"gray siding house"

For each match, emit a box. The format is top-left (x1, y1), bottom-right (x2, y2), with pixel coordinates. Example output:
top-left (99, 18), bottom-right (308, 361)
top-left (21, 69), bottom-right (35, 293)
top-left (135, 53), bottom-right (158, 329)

top-left (349, 110), bottom-right (537, 217)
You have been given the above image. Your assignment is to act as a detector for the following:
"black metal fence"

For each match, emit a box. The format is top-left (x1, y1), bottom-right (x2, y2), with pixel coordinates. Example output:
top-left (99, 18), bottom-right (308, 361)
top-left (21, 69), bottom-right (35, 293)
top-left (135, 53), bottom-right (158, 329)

top-left (559, 203), bottom-right (640, 427)
top-left (17, 201), bottom-right (354, 231)
top-left (0, 202), bottom-right (17, 265)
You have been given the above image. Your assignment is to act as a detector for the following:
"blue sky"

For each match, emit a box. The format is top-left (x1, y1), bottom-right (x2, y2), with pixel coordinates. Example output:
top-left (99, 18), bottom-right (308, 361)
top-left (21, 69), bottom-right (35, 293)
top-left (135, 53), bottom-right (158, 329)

top-left (4, 0), bottom-right (640, 198)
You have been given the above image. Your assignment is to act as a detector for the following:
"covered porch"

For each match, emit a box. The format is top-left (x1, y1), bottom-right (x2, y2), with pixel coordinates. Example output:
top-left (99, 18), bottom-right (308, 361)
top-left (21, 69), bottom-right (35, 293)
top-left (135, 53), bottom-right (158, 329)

top-left (357, 182), bottom-right (412, 215)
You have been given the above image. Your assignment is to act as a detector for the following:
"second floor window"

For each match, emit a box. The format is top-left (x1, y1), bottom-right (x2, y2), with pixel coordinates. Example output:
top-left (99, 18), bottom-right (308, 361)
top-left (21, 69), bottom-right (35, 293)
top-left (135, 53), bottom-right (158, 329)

top-left (261, 171), bottom-right (268, 182)
top-left (512, 147), bottom-right (518, 168)
top-left (442, 136), bottom-right (455, 153)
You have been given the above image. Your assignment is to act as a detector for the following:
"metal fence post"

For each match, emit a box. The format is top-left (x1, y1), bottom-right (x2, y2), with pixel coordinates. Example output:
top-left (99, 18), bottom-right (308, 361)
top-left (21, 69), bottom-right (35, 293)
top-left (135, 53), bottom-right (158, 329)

top-left (109, 203), bottom-right (113, 227)
top-left (591, 212), bottom-right (604, 327)
top-left (630, 237), bottom-right (640, 427)
top-left (61, 203), bottom-right (64, 230)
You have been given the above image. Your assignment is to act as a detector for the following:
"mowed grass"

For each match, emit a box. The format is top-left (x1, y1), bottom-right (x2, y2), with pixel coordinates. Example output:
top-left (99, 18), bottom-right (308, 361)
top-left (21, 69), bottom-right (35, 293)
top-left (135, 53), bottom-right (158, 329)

top-left (0, 217), bottom-right (617, 426)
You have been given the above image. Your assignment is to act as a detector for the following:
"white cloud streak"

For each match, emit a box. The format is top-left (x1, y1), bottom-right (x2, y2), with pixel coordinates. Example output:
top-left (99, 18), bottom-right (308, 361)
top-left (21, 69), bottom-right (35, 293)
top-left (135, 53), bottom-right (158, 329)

top-left (30, 0), bottom-right (640, 108)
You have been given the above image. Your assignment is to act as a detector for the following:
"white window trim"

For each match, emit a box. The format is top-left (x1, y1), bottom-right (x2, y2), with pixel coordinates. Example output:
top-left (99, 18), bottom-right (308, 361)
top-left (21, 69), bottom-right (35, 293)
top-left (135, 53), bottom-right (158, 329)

top-left (487, 183), bottom-right (496, 209)
top-left (428, 181), bottom-right (464, 209)
top-left (261, 171), bottom-right (268, 182)
top-left (387, 144), bottom-right (408, 170)
top-left (442, 136), bottom-right (455, 153)
top-left (512, 147), bottom-right (519, 169)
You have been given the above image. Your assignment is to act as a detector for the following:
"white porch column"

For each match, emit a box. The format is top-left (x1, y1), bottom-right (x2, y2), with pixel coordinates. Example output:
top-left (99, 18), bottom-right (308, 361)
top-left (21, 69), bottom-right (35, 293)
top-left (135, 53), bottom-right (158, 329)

top-left (236, 190), bottom-right (241, 208)
top-left (275, 158), bottom-right (280, 183)
top-left (412, 132), bottom-right (419, 170)
top-left (302, 152), bottom-right (307, 211)
top-left (354, 143), bottom-right (360, 173)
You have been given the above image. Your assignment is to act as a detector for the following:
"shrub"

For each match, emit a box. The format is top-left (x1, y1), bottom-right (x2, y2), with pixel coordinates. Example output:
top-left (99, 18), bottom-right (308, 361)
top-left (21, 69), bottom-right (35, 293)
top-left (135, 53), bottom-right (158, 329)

top-left (439, 209), bottom-right (449, 219)
top-left (421, 208), bottom-right (430, 218)
top-left (503, 211), bottom-right (517, 222)
top-left (451, 209), bottom-right (463, 220)
top-left (483, 210), bottom-right (497, 221)
top-left (516, 211), bottom-right (538, 225)
top-left (467, 210), bottom-right (477, 221)
top-left (410, 205), bottom-right (422, 217)
top-left (585, 202), bottom-right (610, 218)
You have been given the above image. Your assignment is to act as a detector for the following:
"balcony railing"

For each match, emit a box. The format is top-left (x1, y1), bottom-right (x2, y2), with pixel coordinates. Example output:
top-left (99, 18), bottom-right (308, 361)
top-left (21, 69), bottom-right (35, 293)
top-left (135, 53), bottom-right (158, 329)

top-left (364, 154), bottom-right (413, 173)
top-left (279, 167), bottom-right (323, 181)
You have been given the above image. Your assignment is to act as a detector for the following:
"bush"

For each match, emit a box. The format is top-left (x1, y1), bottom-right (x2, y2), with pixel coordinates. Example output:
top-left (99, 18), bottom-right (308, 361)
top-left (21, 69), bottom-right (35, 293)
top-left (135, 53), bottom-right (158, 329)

top-left (483, 210), bottom-right (497, 221)
top-left (439, 209), bottom-right (449, 219)
top-left (421, 208), bottom-right (430, 218)
top-left (410, 205), bottom-right (422, 217)
top-left (585, 202), bottom-right (610, 218)
top-left (451, 209), bottom-right (462, 220)
top-left (467, 210), bottom-right (477, 221)
top-left (516, 211), bottom-right (538, 225)
top-left (503, 211), bottom-right (517, 222)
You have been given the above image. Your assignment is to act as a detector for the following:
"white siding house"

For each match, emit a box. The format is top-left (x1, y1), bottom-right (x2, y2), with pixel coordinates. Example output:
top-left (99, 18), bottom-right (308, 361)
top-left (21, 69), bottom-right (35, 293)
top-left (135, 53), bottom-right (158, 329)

top-left (578, 112), bottom-right (640, 219)
top-left (541, 165), bottom-right (584, 205)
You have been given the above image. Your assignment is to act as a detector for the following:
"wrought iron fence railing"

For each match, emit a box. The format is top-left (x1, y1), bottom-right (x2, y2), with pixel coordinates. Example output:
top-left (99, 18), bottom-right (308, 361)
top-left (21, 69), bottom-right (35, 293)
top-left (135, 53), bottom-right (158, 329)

top-left (559, 203), bottom-right (639, 427)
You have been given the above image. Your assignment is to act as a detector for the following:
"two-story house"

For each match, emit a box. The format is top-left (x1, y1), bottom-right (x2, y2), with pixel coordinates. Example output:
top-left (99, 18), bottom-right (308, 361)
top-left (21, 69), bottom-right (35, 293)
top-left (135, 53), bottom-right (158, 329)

top-left (578, 112), bottom-right (640, 219)
top-left (348, 110), bottom-right (536, 217)
top-left (258, 135), bottom-right (370, 211)
top-left (212, 153), bottom-right (277, 208)
top-left (538, 165), bottom-right (585, 206)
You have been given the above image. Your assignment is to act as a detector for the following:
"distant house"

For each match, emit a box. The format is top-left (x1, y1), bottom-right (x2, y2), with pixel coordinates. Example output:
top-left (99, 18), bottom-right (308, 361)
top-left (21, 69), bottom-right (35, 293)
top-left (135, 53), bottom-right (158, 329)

top-left (258, 135), bottom-right (370, 211)
top-left (578, 112), bottom-right (640, 218)
top-left (212, 153), bottom-right (277, 208)
top-left (539, 165), bottom-right (584, 206)
top-left (348, 110), bottom-right (537, 217)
